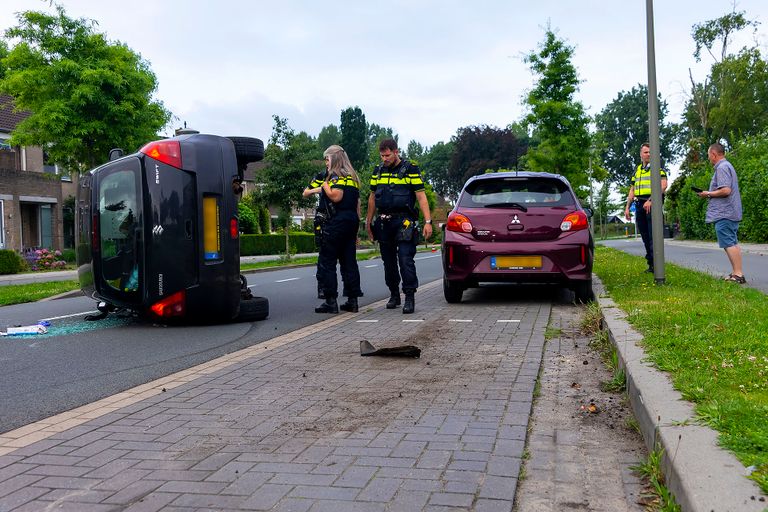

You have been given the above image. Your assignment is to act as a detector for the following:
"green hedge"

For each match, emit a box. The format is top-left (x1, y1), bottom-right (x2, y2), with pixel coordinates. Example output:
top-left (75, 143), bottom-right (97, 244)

top-left (0, 250), bottom-right (24, 275)
top-left (671, 135), bottom-right (768, 243)
top-left (240, 233), bottom-right (316, 256)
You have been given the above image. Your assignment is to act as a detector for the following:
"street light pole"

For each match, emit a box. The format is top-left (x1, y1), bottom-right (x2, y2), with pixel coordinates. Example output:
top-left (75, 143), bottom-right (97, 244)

top-left (646, 0), bottom-right (665, 284)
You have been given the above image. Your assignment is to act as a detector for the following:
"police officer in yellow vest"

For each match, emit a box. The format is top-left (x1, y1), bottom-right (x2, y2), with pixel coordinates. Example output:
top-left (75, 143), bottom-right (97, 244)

top-left (624, 143), bottom-right (668, 272)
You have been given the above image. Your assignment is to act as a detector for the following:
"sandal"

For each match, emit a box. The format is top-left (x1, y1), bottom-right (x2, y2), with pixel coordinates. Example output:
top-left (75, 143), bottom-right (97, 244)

top-left (724, 274), bottom-right (747, 284)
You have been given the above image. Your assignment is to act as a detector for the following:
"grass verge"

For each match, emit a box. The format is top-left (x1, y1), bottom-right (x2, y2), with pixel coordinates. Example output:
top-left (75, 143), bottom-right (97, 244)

top-left (632, 447), bottom-right (682, 511)
top-left (0, 280), bottom-right (80, 307)
top-left (594, 245), bottom-right (768, 493)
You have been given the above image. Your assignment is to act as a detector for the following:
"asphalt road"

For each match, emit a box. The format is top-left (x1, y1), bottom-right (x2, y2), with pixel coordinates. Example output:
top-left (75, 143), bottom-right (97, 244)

top-left (0, 253), bottom-right (445, 433)
top-left (599, 238), bottom-right (768, 294)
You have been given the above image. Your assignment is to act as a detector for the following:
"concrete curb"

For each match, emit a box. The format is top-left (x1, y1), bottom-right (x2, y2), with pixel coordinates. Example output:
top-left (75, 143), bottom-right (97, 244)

top-left (594, 275), bottom-right (766, 512)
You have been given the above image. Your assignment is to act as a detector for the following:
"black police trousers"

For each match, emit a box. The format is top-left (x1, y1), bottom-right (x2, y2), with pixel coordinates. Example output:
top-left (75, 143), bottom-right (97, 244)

top-left (317, 212), bottom-right (361, 299)
top-left (635, 198), bottom-right (654, 268)
top-left (377, 216), bottom-right (418, 294)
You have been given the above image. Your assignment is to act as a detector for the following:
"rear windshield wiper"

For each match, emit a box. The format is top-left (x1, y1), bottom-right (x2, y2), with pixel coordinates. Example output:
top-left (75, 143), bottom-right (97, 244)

top-left (482, 202), bottom-right (528, 212)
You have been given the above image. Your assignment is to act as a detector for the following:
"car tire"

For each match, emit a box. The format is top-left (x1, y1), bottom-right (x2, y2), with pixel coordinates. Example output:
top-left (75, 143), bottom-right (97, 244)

top-left (227, 136), bottom-right (265, 164)
top-left (236, 296), bottom-right (269, 322)
top-left (443, 276), bottom-right (464, 303)
top-left (573, 280), bottom-right (594, 304)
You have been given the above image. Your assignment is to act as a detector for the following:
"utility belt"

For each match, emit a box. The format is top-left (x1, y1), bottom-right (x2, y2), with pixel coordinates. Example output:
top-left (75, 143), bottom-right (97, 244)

top-left (313, 204), bottom-right (337, 247)
top-left (372, 214), bottom-right (419, 243)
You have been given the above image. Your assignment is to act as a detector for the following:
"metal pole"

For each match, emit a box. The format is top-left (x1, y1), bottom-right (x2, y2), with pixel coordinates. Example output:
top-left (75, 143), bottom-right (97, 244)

top-left (646, 0), bottom-right (665, 284)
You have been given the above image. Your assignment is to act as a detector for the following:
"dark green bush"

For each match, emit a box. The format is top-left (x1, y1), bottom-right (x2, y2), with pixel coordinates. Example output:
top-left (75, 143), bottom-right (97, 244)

top-left (0, 250), bottom-right (24, 275)
top-left (238, 202), bottom-right (259, 234)
top-left (61, 248), bottom-right (76, 263)
top-left (240, 233), bottom-right (315, 256)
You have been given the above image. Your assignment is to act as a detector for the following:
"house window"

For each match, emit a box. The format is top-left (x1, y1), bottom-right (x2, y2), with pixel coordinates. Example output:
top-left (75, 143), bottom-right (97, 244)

top-left (41, 204), bottom-right (53, 248)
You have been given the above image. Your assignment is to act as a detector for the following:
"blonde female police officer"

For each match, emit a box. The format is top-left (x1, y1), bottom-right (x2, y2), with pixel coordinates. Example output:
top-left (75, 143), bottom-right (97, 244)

top-left (304, 145), bottom-right (363, 313)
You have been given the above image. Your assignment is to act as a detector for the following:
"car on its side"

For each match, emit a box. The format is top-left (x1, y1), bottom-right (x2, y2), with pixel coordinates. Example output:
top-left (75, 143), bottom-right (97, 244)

top-left (76, 132), bottom-right (268, 323)
top-left (442, 171), bottom-right (594, 303)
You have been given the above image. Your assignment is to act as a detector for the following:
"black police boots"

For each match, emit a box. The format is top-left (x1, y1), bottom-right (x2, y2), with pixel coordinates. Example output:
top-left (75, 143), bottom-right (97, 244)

top-left (385, 292), bottom-right (401, 309)
top-left (339, 297), bottom-right (358, 313)
top-left (315, 298), bottom-right (339, 314)
top-left (402, 292), bottom-right (415, 314)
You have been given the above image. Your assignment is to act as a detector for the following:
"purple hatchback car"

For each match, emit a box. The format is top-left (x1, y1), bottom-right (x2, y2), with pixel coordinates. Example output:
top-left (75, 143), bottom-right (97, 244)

top-left (442, 171), bottom-right (594, 303)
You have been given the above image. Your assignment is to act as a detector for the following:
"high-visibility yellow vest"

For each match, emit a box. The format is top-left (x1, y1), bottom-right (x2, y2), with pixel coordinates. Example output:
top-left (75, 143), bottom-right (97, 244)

top-left (632, 164), bottom-right (667, 198)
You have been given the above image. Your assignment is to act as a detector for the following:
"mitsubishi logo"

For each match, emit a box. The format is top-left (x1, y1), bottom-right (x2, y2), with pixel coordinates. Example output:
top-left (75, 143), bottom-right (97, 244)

top-left (152, 225), bottom-right (164, 236)
top-left (510, 214), bottom-right (521, 224)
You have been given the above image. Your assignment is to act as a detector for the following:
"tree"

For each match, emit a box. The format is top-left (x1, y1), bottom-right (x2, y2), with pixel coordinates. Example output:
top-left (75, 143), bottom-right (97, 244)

top-left (405, 140), bottom-right (424, 162)
top-left (447, 125), bottom-right (527, 199)
top-left (692, 9), bottom-right (759, 63)
top-left (340, 106), bottom-right (368, 170)
top-left (523, 29), bottom-right (592, 196)
top-left (420, 141), bottom-right (454, 198)
top-left (259, 115), bottom-right (323, 257)
top-left (594, 85), bottom-right (676, 186)
top-left (0, 5), bottom-right (171, 173)
top-left (317, 123), bottom-right (341, 150)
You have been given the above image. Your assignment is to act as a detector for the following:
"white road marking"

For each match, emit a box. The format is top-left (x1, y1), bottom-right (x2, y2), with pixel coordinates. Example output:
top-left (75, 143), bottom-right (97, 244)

top-left (403, 319), bottom-right (424, 322)
top-left (414, 254), bottom-right (441, 261)
top-left (275, 277), bottom-right (300, 283)
top-left (449, 319), bottom-right (472, 323)
top-left (356, 319), bottom-right (379, 323)
top-left (497, 319), bottom-right (521, 323)
top-left (40, 311), bottom-right (99, 322)
top-left (364, 264), bottom-right (378, 268)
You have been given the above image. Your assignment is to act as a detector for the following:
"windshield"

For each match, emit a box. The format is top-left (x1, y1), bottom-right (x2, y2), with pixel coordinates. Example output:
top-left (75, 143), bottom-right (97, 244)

top-left (459, 177), bottom-right (575, 208)
top-left (98, 164), bottom-right (142, 294)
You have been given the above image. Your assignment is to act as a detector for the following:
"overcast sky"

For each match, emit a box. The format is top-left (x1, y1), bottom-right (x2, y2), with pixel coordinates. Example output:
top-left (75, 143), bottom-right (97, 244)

top-left (2, 1), bottom-right (768, 150)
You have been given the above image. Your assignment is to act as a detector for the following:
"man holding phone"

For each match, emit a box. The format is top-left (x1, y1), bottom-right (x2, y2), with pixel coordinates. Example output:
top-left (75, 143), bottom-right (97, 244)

top-left (624, 143), bottom-right (668, 273)
top-left (697, 142), bottom-right (745, 283)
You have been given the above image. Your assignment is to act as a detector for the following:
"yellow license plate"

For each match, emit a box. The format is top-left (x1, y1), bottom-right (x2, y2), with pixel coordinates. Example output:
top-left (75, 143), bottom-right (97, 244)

top-left (491, 255), bottom-right (542, 269)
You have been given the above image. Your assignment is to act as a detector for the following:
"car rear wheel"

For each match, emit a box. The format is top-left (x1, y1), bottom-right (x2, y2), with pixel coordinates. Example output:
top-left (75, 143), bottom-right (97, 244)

top-left (443, 276), bottom-right (464, 303)
top-left (236, 296), bottom-right (269, 322)
top-left (573, 280), bottom-right (594, 304)
top-left (228, 136), bottom-right (265, 164)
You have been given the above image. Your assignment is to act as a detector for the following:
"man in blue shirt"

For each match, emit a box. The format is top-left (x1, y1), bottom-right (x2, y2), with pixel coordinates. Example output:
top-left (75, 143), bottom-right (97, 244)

top-left (697, 142), bottom-right (745, 283)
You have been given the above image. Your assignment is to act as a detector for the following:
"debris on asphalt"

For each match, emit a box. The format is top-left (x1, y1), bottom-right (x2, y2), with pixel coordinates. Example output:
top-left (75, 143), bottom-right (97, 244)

top-left (1, 324), bottom-right (48, 336)
top-left (360, 340), bottom-right (421, 358)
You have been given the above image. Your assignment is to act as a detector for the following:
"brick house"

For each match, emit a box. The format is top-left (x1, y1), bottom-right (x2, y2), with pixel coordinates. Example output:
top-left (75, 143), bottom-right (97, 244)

top-left (0, 94), bottom-right (77, 252)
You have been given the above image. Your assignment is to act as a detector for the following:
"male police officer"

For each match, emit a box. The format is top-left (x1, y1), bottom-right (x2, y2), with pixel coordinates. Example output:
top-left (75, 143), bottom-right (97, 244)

top-left (365, 139), bottom-right (432, 314)
top-left (624, 143), bottom-right (667, 272)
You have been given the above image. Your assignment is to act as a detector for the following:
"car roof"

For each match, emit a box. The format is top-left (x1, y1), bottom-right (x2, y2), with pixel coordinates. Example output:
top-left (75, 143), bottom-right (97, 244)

top-left (463, 171), bottom-right (572, 188)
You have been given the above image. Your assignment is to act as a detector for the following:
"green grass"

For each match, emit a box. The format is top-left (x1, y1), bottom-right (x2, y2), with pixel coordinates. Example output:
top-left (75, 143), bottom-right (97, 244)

top-left (595, 246), bottom-right (768, 493)
top-left (0, 280), bottom-right (80, 306)
top-left (632, 447), bottom-right (682, 511)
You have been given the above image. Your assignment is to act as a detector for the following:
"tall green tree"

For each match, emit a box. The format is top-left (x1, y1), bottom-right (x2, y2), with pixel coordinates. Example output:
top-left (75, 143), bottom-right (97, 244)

top-left (317, 123), bottom-right (341, 150)
top-left (420, 141), bottom-right (454, 198)
top-left (523, 29), bottom-right (592, 196)
top-left (594, 84), bottom-right (676, 186)
top-left (405, 140), bottom-right (424, 162)
top-left (260, 115), bottom-right (323, 257)
top-left (340, 106), bottom-right (368, 170)
top-left (0, 5), bottom-right (171, 173)
top-left (447, 125), bottom-right (527, 200)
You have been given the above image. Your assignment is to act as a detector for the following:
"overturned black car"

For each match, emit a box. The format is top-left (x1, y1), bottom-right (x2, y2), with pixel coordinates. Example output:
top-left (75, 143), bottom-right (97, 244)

top-left (76, 133), bottom-right (268, 323)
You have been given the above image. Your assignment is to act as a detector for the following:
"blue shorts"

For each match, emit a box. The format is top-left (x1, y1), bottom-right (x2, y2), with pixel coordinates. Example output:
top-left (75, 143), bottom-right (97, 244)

top-left (714, 219), bottom-right (740, 249)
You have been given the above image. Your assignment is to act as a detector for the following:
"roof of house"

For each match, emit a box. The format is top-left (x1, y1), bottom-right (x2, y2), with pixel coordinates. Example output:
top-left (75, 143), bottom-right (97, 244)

top-left (0, 95), bottom-right (31, 133)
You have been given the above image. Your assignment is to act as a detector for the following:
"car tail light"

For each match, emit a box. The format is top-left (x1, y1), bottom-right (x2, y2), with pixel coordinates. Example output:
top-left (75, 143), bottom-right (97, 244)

top-left (140, 140), bottom-right (182, 169)
top-left (560, 211), bottom-right (589, 232)
top-left (448, 246), bottom-right (454, 265)
top-left (150, 290), bottom-right (186, 318)
top-left (581, 244), bottom-right (586, 264)
top-left (230, 217), bottom-right (239, 239)
top-left (447, 212), bottom-right (473, 233)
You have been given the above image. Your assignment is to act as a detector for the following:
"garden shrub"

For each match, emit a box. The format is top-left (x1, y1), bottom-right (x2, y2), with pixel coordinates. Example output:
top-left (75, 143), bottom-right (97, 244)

top-left (0, 249), bottom-right (24, 275)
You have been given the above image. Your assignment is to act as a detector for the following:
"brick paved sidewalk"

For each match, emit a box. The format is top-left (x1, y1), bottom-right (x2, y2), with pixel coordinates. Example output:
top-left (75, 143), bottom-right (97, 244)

top-left (0, 283), bottom-right (550, 511)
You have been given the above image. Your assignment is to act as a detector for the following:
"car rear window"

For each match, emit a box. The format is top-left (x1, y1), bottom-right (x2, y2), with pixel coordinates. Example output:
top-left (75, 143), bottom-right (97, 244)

top-left (458, 177), bottom-right (575, 208)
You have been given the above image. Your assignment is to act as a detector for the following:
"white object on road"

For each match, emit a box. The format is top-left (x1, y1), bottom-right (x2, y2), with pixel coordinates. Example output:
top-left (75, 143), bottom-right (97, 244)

top-left (2, 324), bottom-right (48, 336)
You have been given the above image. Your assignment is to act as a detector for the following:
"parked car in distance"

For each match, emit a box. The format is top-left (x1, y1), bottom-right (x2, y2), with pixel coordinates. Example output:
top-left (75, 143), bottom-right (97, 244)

top-left (76, 132), bottom-right (269, 323)
top-left (442, 171), bottom-right (594, 303)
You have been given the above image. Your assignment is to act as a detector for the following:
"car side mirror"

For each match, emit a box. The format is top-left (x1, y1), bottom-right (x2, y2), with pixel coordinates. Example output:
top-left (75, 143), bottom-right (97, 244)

top-left (109, 148), bottom-right (124, 161)
top-left (583, 207), bottom-right (593, 219)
